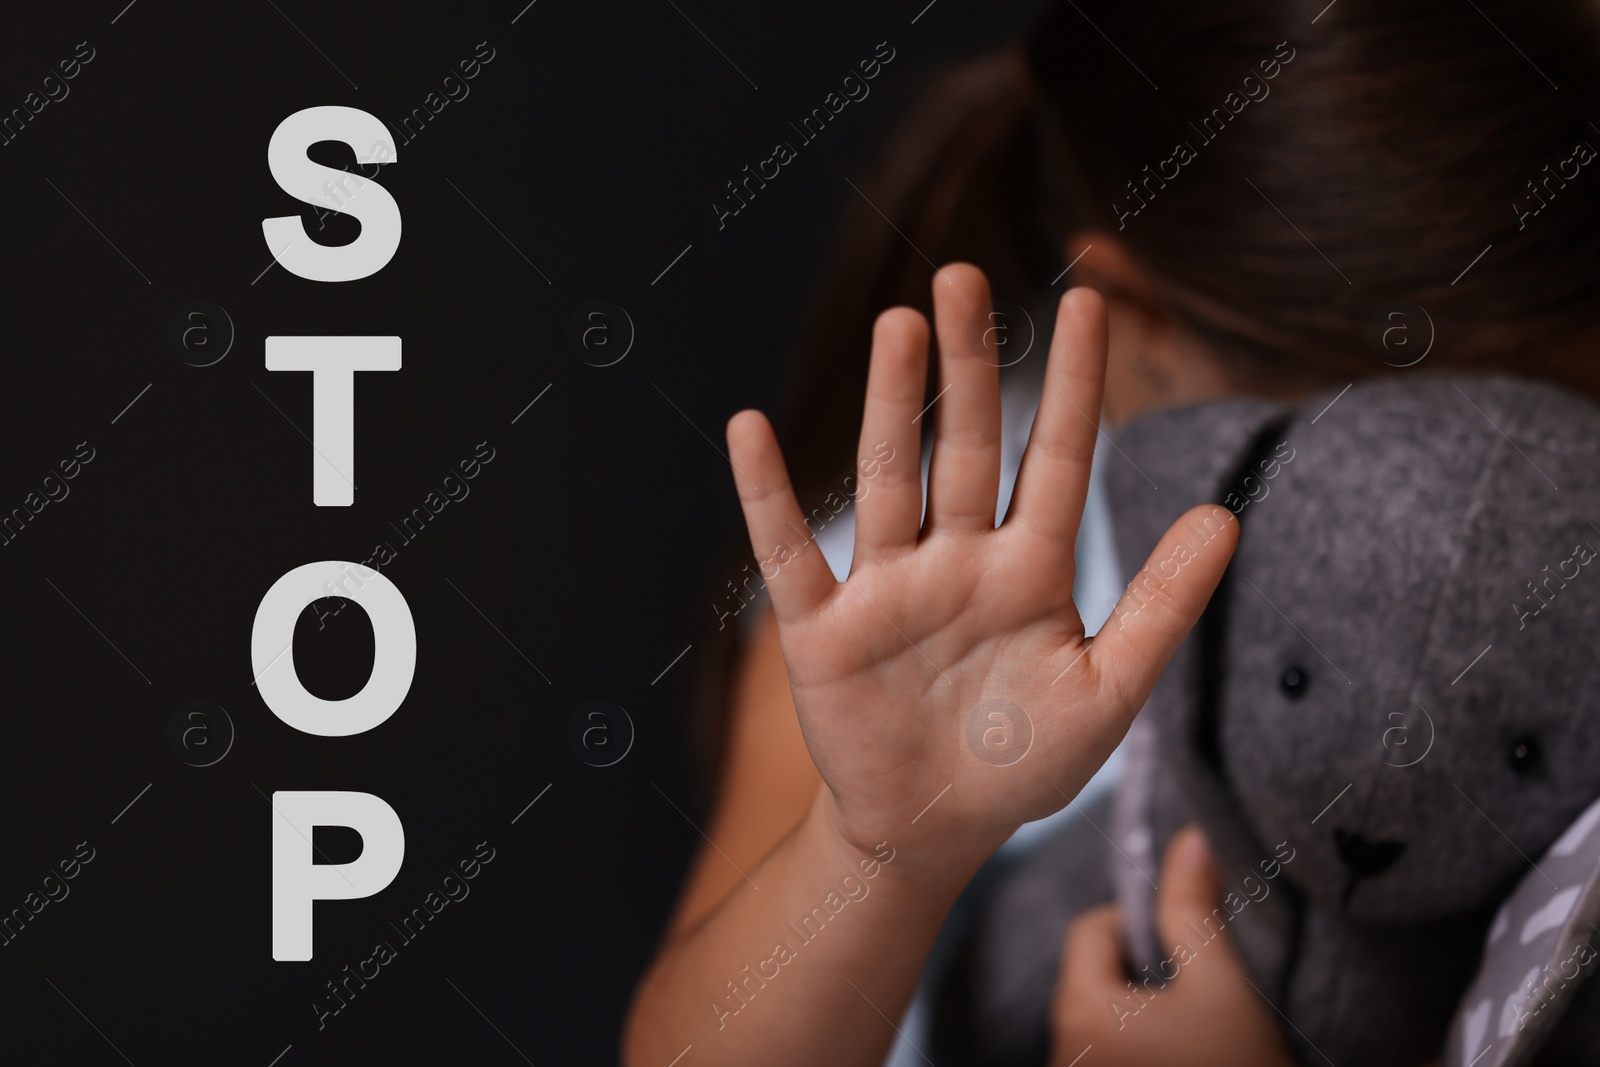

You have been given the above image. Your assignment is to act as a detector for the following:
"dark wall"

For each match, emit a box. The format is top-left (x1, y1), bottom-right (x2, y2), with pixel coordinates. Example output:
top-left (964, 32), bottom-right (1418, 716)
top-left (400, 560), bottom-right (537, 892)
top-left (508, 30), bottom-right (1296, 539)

top-left (0, 1), bottom-right (1037, 1063)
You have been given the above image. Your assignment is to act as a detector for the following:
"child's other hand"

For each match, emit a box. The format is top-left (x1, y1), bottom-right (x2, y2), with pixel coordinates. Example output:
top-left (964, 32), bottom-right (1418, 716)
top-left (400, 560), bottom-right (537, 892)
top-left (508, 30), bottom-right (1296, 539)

top-left (725, 264), bottom-right (1237, 875)
top-left (1050, 827), bottom-right (1296, 1067)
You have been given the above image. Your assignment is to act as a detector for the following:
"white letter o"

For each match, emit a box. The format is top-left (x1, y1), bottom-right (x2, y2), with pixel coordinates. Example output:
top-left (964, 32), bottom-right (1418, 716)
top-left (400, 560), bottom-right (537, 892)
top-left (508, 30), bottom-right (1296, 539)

top-left (252, 561), bottom-right (415, 736)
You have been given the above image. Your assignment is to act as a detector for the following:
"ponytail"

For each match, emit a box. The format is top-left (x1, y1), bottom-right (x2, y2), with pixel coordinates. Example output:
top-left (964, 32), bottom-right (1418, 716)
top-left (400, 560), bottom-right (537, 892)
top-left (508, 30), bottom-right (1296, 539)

top-left (778, 48), bottom-right (1058, 506)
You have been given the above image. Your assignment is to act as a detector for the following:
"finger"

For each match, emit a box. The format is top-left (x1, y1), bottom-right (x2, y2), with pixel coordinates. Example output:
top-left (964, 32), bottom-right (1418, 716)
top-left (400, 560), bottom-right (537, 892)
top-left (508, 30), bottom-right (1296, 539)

top-left (725, 409), bottom-right (838, 623)
top-left (925, 263), bottom-right (1003, 533)
top-left (1061, 904), bottom-right (1125, 999)
top-left (1089, 504), bottom-right (1239, 711)
top-left (1152, 827), bottom-right (1279, 1042)
top-left (1154, 826), bottom-right (1223, 952)
top-left (1005, 287), bottom-right (1108, 545)
top-left (852, 307), bottom-right (930, 559)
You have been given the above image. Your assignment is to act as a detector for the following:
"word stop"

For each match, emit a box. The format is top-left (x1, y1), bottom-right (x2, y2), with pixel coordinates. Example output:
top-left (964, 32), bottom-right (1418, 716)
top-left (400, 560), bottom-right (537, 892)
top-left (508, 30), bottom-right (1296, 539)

top-left (257, 105), bottom-right (411, 961)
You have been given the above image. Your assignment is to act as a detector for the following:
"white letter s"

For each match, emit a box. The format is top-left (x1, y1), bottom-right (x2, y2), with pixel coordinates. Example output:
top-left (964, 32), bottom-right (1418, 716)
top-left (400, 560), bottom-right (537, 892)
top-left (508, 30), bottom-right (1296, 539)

top-left (264, 106), bottom-right (400, 282)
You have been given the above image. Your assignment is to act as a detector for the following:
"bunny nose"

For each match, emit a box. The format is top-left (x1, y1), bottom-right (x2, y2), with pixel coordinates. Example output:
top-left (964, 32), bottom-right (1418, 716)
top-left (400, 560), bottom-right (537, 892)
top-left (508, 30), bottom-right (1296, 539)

top-left (1333, 828), bottom-right (1406, 907)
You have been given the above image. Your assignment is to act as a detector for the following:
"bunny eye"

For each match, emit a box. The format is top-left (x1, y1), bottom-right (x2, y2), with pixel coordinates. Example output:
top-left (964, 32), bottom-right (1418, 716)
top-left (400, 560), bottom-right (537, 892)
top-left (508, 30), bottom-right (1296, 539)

top-left (1280, 665), bottom-right (1310, 700)
top-left (1509, 735), bottom-right (1546, 778)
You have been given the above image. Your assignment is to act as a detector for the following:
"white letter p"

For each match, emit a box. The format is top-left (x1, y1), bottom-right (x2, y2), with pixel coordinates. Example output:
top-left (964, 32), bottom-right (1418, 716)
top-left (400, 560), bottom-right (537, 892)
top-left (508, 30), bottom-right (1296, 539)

top-left (271, 790), bottom-right (405, 961)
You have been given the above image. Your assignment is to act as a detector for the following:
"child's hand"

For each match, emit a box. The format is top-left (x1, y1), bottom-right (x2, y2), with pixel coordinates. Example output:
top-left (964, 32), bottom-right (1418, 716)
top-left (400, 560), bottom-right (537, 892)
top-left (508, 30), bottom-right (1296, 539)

top-left (1049, 827), bottom-right (1296, 1067)
top-left (725, 264), bottom-right (1237, 873)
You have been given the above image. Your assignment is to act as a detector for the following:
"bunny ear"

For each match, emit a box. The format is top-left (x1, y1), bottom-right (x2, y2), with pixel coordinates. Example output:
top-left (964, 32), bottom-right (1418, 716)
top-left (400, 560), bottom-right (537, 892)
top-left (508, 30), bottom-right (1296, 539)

top-left (1443, 793), bottom-right (1600, 1067)
top-left (1099, 396), bottom-right (1294, 588)
top-left (1099, 396), bottom-right (1294, 974)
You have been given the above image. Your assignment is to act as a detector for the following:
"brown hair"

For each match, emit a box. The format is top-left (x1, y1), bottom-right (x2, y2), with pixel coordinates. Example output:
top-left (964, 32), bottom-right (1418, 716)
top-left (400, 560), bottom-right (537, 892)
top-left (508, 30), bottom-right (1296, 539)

top-left (783, 0), bottom-right (1600, 503)
top-left (690, 0), bottom-right (1600, 789)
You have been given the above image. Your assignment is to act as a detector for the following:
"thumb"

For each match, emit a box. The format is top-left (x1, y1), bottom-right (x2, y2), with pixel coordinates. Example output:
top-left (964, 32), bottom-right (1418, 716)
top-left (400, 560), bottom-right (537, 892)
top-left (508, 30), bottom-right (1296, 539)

top-left (1089, 505), bottom-right (1238, 713)
top-left (1153, 825), bottom-right (1224, 953)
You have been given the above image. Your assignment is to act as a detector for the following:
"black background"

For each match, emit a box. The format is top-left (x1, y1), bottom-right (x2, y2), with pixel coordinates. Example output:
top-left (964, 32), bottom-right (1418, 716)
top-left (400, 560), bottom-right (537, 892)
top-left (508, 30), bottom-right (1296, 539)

top-left (0, 1), bottom-right (1038, 1063)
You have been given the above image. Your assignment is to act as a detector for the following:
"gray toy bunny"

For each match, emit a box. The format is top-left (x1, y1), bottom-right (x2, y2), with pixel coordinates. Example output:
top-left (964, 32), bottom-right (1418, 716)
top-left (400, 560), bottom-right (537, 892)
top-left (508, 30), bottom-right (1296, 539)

top-left (941, 374), bottom-right (1600, 1067)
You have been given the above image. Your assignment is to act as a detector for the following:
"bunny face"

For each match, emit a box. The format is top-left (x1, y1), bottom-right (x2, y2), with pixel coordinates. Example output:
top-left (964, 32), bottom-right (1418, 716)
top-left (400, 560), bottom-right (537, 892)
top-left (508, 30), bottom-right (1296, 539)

top-left (1212, 377), bottom-right (1600, 924)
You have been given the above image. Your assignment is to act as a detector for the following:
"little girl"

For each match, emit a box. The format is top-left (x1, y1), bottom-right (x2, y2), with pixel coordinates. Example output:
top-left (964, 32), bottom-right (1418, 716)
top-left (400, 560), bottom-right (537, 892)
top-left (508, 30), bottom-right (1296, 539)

top-left (624, 1), bottom-right (1600, 1064)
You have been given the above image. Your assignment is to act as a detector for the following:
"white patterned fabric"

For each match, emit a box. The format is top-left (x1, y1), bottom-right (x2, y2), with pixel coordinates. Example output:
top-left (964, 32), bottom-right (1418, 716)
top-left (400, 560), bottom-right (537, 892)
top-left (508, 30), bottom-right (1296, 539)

top-left (1444, 793), bottom-right (1600, 1067)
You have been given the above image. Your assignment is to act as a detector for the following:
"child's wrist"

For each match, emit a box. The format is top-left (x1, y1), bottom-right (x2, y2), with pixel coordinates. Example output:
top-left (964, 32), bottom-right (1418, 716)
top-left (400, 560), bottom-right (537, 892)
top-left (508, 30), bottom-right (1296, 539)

top-left (803, 784), bottom-right (993, 901)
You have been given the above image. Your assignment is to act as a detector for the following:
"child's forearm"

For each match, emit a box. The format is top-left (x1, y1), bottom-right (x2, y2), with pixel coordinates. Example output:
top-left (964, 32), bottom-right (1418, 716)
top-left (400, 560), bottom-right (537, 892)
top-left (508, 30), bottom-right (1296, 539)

top-left (622, 786), bottom-right (979, 1067)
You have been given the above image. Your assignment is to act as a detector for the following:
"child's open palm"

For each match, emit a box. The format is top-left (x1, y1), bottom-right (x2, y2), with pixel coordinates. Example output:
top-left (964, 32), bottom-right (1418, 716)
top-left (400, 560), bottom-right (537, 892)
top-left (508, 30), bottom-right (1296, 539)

top-left (725, 264), bottom-right (1237, 871)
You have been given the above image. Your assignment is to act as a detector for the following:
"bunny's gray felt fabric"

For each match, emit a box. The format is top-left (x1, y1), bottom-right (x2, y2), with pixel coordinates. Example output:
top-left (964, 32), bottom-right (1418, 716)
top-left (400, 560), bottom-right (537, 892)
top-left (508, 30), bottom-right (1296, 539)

top-left (942, 374), bottom-right (1600, 1066)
